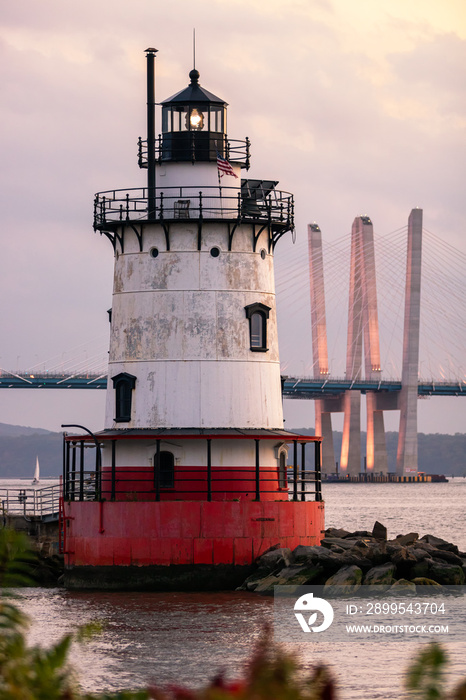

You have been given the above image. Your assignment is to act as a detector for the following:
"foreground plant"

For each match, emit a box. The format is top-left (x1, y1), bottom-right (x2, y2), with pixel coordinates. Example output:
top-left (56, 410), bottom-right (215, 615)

top-left (405, 642), bottom-right (466, 700)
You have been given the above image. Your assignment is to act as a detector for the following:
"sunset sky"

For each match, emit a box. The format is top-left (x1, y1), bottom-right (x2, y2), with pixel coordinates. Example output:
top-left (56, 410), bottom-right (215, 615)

top-left (0, 0), bottom-right (465, 435)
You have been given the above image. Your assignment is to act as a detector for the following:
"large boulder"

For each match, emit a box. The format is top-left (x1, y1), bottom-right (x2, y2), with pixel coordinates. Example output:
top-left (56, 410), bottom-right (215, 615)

top-left (372, 521), bottom-right (388, 540)
top-left (420, 535), bottom-right (459, 554)
top-left (411, 577), bottom-right (442, 587)
top-left (276, 565), bottom-right (325, 585)
top-left (347, 530), bottom-right (374, 539)
top-left (292, 545), bottom-right (346, 573)
top-left (428, 561), bottom-right (465, 586)
top-left (256, 547), bottom-right (293, 572)
top-left (364, 541), bottom-right (389, 566)
top-left (324, 527), bottom-right (352, 539)
top-left (253, 574), bottom-right (281, 595)
top-left (340, 549), bottom-right (373, 570)
top-left (320, 537), bottom-right (355, 551)
top-left (429, 549), bottom-right (464, 566)
top-left (324, 565), bottom-right (363, 594)
top-left (409, 560), bottom-right (432, 579)
top-left (394, 532), bottom-right (419, 546)
top-left (388, 579), bottom-right (416, 595)
top-left (364, 562), bottom-right (396, 586)
top-left (237, 568), bottom-right (274, 591)
top-left (406, 546), bottom-right (432, 563)
top-left (386, 544), bottom-right (417, 567)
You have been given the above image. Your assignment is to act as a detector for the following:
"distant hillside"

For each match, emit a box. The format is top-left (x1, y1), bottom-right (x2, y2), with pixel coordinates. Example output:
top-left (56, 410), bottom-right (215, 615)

top-left (0, 423), bottom-right (62, 477)
top-left (0, 422), bottom-right (53, 437)
top-left (290, 428), bottom-right (466, 477)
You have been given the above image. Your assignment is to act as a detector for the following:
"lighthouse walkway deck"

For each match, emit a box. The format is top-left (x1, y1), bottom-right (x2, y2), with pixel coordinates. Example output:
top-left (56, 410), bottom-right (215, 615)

top-left (0, 483), bottom-right (61, 521)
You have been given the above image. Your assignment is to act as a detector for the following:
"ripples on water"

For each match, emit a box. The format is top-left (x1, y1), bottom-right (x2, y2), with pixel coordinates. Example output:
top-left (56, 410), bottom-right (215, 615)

top-left (14, 479), bottom-right (466, 698)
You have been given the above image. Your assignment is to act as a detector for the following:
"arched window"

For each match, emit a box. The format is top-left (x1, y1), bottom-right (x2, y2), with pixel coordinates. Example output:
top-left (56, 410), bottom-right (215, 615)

top-left (155, 451), bottom-right (175, 489)
top-left (111, 373), bottom-right (136, 423)
top-left (244, 302), bottom-right (271, 352)
top-left (278, 451), bottom-right (288, 489)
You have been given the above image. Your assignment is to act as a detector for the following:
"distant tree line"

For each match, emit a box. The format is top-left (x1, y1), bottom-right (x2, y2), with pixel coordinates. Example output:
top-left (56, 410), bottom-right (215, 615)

top-left (293, 428), bottom-right (466, 477)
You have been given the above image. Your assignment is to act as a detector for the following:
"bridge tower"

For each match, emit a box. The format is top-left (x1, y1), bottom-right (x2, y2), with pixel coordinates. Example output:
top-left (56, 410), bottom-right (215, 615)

top-left (308, 223), bottom-right (336, 474)
top-left (62, 49), bottom-right (324, 589)
top-left (397, 208), bottom-right (423, 475)
top-left (341, 216), bottom-right (387, 475)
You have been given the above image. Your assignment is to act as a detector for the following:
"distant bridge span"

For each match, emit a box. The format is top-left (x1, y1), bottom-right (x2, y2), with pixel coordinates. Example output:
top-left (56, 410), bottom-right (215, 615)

top-left (1, 372), bottom-right (464, 397)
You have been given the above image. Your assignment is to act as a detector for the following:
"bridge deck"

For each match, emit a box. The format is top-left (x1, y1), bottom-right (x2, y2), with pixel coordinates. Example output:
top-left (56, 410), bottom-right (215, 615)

top-left (0, 373), bottom-right (464, 396)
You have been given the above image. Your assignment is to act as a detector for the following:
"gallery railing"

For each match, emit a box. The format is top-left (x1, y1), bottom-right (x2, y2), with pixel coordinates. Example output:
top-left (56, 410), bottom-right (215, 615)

top-left (93, 185), bottom-right (294, 232)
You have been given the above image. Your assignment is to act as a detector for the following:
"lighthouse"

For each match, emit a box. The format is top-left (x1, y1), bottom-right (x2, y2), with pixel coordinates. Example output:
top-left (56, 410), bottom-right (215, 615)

top-left (62, 50), bottom-right (324, 590)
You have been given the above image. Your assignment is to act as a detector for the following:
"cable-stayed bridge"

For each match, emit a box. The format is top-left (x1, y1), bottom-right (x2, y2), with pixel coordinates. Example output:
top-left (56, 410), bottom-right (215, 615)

top-left (1, 209), bottom-right (465, 477)
top-left (1, 374), bottom-right (464, 397)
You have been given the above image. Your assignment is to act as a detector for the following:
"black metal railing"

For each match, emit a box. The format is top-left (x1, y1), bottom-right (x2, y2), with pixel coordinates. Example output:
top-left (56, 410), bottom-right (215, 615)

top-left (93, 185), bottom-right (294, 232)
top-left (62, 438), bottom-right (322, 503)
top-left (137, 136), bottom-right (250, 169)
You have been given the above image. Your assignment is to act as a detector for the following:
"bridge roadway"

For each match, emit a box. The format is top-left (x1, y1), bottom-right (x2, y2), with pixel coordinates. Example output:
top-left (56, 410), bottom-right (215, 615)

top-left (0, 373), bottom-right (464, 397)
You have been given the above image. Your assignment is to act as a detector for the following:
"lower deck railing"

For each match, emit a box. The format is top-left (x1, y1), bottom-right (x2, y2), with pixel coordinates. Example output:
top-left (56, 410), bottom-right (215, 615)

top-left (0, 484), bottom-right (61, 518)
top-left (62, 435), bottom-right (323, 503)
top-left (62, 465), bottom-right (322, 503)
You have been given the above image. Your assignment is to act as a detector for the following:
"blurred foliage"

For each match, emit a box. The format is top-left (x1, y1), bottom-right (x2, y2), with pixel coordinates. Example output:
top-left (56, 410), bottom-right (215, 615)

top-left (149, 626), bottom-right (335, 700)
top-left (0, 528), bottom-right (465, 699)
top-left (405, 642), bottom-right (466, 700)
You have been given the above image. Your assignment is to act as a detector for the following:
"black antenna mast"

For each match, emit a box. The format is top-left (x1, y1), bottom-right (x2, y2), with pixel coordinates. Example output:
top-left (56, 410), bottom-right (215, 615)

top-left (193, 28), bottom-right (196, 69)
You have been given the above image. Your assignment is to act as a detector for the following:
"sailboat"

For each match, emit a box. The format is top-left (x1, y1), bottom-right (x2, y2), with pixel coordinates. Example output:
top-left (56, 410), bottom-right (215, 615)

top-left (32, 456), bottom-right (40, 485)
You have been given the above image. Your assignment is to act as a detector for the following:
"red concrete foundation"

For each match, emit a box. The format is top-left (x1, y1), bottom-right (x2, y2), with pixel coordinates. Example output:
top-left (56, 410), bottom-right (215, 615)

top-left (63, 499), bottom-right (325, 589)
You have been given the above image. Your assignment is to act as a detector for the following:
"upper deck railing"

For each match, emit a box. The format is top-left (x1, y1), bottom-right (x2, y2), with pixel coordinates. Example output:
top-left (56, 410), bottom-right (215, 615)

top-left (137, 136), bottom-right (250, 169)
top-left (93, 185), bottom-right (294, 234)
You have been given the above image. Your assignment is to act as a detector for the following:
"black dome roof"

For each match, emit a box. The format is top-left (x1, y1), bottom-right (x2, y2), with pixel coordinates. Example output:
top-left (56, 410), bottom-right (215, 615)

top-left (161, 70), bottom-right (227, 106)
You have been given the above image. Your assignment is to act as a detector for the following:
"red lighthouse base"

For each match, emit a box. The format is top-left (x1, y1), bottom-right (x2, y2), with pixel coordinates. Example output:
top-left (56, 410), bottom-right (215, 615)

top-left (63, 500), bottom-right (325, 590)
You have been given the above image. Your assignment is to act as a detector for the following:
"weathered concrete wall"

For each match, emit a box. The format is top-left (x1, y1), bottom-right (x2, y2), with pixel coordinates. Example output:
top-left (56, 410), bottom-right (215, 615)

top-left (105, 222), bottom-right (283, 430)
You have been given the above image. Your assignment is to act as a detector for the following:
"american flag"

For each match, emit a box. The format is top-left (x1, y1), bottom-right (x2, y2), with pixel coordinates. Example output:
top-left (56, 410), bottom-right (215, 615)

top-left (217, 151), bottom-right (238, 178)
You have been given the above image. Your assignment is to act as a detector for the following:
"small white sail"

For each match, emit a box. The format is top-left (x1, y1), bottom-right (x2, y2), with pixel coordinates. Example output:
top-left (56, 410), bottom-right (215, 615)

top-left (32, 456), bottom-right (40, 485)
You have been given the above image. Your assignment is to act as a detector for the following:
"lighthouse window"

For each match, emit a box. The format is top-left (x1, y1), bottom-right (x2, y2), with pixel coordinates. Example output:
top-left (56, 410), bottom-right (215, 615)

top-left (245, 302), bottom-right (271, 352)
top-left (250, 313), bottom-right (265, 348)
top-left (111, 373), bottom-right (136, 423)
top-left (210, 106), bottom-right (225, 133)
top-left (279, 451), bottom-right (288, 488)
top-left (157, 451), bottom-right (175, 489)
top-left (172, 106), bottom-right (188, 132)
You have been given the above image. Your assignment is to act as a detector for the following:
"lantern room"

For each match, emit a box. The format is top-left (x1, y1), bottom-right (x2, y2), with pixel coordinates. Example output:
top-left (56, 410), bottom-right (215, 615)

top-left (161, 68), bottom-right (227, 162)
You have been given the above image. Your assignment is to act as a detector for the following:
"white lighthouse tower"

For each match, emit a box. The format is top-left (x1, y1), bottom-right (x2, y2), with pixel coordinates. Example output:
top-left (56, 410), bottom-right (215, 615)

top-left (63, 50), bottom-right (324, 589)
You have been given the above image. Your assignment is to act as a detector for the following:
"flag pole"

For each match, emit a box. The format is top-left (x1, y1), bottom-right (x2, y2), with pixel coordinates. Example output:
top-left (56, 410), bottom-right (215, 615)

top-left (215, 141), bottom-right (223, 215)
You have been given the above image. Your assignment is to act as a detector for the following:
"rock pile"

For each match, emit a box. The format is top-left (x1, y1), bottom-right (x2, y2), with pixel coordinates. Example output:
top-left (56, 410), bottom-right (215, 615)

top-left (238, 522), bottom-right (466, 595)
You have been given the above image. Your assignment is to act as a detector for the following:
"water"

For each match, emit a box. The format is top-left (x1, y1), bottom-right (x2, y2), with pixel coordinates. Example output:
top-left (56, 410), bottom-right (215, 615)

top-left (323, 478), bottom-right (466, 551)
top-left (8, 478), bottom-right (466, 697)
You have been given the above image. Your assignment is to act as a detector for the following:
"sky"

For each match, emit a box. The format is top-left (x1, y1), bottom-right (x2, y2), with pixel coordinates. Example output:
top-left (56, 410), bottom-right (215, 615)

top-left (0, 0), bottom-right (465, 435)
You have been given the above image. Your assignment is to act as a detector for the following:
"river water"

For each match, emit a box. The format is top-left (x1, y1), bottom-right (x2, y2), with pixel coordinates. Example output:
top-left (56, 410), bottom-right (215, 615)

top-left (10, 478), bottom-right (466, 698)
